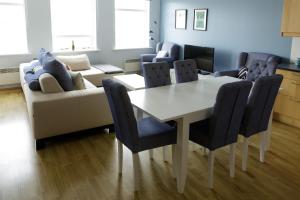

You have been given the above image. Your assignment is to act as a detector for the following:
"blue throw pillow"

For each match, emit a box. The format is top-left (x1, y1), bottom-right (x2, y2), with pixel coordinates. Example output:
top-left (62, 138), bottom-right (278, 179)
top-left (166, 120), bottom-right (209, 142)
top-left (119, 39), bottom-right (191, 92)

top-left (41, 51), bottom-right (73, 91)
top-left (24, 67), bottom-right (45, 91)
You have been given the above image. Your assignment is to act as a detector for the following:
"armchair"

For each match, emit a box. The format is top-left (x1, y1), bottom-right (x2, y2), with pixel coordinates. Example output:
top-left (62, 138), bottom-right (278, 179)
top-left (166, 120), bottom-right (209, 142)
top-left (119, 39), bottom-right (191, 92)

top-left (141, 42), bottom-right (180, 75)
top-left (215, 52), bottom-right (281, 81)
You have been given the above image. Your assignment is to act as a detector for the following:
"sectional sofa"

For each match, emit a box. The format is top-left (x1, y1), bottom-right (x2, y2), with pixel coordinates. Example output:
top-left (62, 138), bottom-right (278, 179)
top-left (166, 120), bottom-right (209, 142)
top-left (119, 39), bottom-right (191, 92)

top-left (20, 63), bottom-right (121, 149)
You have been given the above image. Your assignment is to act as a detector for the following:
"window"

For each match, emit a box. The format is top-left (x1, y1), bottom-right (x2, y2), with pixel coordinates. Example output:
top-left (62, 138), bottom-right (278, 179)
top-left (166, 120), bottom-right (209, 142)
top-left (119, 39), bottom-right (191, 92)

top-left (0, 0), bottom-right (28, 55)
top-left (115, 0), bottom-right (150, 49)
top-left (50, 0), bottom-right (97, 51)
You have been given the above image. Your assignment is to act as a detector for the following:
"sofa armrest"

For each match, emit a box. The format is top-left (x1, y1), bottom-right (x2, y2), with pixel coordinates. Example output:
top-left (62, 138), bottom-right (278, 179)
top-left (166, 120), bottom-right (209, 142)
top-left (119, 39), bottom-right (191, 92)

top-left (214, 69), bottom-right (239, 77)
top-left (141, 54), bottom-right (156, 62)
top-left (153, 57), bottom-right (174, 63)
top-left (23, 86), bottom-right (112, 139)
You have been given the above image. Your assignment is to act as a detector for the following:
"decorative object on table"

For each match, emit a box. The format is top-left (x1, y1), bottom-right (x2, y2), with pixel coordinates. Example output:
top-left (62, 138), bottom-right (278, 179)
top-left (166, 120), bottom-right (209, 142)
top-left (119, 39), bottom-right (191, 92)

top-left (71, 40), bottom-right (75, 51)
top-left (296, 58), bottom-right (300, 66)
top-left (175, 9), bottom-right (187, 29)
top-left (193, 9), bottom-right (208, 31)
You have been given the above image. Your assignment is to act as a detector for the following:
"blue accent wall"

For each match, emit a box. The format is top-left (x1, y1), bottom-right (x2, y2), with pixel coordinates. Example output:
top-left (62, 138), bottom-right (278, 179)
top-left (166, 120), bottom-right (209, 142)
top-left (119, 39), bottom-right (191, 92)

top-left (160, 0), bottom-right (292, 71)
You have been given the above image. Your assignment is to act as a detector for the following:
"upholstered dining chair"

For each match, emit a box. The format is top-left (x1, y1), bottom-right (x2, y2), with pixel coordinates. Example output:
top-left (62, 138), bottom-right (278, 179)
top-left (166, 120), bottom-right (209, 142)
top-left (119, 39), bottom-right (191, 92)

top-left (189, 81), bottom-right (252, 188)
top-left (102, 79), bottom-right (177, 191)
top-left (239, 74), bottom-right (283, 171)
top-left (174, 59), bottom-right (199, 83)
top-left (142, 61), bottom-right (172, 161)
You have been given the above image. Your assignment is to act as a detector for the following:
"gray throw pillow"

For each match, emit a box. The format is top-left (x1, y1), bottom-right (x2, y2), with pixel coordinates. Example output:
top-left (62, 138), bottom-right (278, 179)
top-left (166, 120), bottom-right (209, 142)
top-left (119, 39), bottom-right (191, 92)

top-left (68, 71), bottom-right (86, 90)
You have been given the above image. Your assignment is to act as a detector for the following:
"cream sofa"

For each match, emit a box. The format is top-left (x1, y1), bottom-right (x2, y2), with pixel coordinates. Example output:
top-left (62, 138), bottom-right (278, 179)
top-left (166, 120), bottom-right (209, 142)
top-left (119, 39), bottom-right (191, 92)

top-left (20, 63), bottom-right (114, 149)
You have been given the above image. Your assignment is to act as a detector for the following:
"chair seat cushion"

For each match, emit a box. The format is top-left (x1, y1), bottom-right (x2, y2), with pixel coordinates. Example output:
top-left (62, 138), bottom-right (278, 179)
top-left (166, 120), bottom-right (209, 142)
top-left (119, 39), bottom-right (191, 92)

top-left (137, 117), bottom-right (176, 152)
top-left (189, 119), bottom-right (211, 149)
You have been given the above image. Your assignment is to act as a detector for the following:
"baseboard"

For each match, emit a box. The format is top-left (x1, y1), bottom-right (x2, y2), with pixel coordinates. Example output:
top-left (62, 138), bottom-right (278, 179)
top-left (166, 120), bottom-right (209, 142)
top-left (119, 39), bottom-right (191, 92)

top-left (0, 84), bottom-right (21, 90)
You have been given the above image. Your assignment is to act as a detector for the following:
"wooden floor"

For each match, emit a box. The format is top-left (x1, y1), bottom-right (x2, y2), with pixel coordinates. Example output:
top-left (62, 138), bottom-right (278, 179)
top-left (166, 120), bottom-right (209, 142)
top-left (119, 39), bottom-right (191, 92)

top-left (0, 89), bottom-right (300, 200)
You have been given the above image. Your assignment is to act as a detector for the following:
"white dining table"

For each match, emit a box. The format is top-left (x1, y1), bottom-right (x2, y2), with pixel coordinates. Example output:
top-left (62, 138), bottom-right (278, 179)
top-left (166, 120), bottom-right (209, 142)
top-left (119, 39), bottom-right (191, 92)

top-left (128, 76), bottom-right (241, 193)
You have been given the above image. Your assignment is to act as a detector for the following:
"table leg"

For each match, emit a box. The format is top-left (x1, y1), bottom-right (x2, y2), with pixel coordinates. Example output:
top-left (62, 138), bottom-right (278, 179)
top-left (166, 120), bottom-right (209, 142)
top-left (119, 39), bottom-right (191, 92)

top-left (175, 118), bottom-right (189, 193)
top-left (136, 108), bottom-right (143, 121)
top-left (265, 109), bottom-right (274, 151)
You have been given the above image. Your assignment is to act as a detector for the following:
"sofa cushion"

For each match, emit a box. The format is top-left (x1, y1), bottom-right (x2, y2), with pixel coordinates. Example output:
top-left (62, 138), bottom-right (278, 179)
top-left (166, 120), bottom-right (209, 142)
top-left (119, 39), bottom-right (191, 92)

top-left (56, 54), bottom-right (91, 71)
top-left (39, 73), bottom-right (64, 93)
top-left (42, 52), bottom-right (74, 91)
top-left (77, 66), bottom-right (105, 87)
top-left (69, 71), bottom-right (86, 90)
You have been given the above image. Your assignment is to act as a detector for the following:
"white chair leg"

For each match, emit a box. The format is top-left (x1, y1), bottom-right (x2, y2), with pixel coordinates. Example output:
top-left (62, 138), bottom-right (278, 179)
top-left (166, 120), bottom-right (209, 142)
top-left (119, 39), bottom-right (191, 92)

top-left (117, 140), bottom-right (123, 175)
top-left (208, 150), bottom-right (215, 189)
top-left (149, 149), bottom-right (154, 160)
top-left (242, 137), bottom-right (249, 171)
top-left (260, 132), bottom-right (266, 163)
top-left (229, 143), bottom-right (236, 178)
top-left (132, 153), bottom-right (140, 191)
top-left (172, 144), bottom-right (177, 178)
top-left (163, 147), bottom-right (167, 162)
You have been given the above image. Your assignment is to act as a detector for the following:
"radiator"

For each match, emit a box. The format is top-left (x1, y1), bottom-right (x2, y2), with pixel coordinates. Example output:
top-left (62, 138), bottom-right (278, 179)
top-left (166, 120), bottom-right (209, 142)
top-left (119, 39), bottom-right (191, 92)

top-left (124, 59), bottom-right (141, 74)
top-left (0, 67), bottom-right (20, 88)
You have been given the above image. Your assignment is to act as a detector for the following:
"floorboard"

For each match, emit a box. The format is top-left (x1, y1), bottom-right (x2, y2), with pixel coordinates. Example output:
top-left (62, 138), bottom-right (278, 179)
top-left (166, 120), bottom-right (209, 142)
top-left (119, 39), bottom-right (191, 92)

top-left (0, 89), bottom-right (300, 200)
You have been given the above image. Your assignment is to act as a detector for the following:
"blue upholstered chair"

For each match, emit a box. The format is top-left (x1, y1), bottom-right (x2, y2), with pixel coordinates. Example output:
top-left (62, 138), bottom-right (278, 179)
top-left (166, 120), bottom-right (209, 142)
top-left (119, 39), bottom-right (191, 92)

top-left (102, 79), bottom-right (177, 191)
top-left (189, 81), bottom-right (252, 188)
top-left (174, 59), bottom-right (199, 83)
top-left (239, 74), bottom-right (283, 171)
top-left (215, 52), bottom-right (281, 81)
top-left (141, 42), bottom-right (180, 75)
top-left (142, 61), bottom-right (172, 161)
top-left (143, 62), bottom-right (171, 88)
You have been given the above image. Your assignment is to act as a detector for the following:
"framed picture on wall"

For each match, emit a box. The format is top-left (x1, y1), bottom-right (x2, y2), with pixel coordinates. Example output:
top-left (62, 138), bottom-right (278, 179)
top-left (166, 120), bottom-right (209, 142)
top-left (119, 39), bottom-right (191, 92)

top-left (175, 9), bottom-right (187, 29)
top-left (193, 9), bottom-right (208, 31)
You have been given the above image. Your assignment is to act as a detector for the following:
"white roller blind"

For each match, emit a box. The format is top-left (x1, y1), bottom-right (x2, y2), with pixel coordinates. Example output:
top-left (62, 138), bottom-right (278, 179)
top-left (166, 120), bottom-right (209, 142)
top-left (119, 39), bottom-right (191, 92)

top-left (50, 0), bottom-right (97, 51)
top-left (115, 0), bottom-right (150, 49)
top-left (0, 0), bottom-right (28, 55)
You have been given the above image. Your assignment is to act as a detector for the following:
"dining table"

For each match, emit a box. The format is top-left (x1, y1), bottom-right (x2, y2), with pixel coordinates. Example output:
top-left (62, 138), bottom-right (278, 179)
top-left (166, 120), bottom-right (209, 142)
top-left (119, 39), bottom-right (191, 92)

top-left (128, 76), bottom-right (241, 193)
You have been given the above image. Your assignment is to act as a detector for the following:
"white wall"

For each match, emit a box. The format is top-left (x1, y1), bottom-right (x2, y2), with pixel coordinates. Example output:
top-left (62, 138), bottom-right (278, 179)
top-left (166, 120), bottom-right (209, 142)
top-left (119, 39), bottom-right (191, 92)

top-left (291, 37), bottom-right (300, 62)
top-left (0, 0), bottom-right (161, 68)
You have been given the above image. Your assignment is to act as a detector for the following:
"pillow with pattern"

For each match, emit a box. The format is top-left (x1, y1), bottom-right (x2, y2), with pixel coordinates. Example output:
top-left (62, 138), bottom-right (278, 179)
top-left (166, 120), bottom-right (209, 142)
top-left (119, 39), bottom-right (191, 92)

top-left (238, 67), bottom-right (248, 80)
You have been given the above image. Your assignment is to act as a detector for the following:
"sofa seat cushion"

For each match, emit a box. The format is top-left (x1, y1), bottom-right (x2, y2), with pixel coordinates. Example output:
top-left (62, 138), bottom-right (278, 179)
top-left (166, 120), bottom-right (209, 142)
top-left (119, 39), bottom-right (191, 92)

top-left (93, 64), bottom-right (124, 74)
top-left (77, 66), bottom-right (105, 87)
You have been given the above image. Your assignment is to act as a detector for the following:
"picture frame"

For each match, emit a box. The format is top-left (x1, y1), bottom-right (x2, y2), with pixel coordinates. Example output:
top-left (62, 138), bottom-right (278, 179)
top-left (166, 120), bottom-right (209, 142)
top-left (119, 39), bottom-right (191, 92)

top-left (175, 9), bottom-right (187, 29)
top-left (193, 9), bottom-right (208, 31)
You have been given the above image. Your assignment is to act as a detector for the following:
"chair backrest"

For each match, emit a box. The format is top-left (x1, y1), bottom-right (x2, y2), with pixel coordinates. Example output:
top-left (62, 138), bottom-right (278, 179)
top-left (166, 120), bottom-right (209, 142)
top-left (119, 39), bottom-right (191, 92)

top-left (174, 59), bottom-right (199, 83)
top-left (157, 42), bottom-right (180, 60)
top-left (102, 79), bottom-right (139, 149)
top-left (143, 62), bottom-right (171, 88)
top-left (209, 81), bottom-right (252, 150)
top-left (240, 74), bottom-right (283, 137)
top-left (238, 52), bottom-right (281, 82)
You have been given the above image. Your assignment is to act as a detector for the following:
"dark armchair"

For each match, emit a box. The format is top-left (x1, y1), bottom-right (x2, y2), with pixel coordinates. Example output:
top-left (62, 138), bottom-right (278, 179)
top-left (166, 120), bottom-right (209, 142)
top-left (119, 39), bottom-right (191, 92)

top-left (141, 42), bottom-right (180, 74)
top-left (215, 52), bottom-right (281, 81)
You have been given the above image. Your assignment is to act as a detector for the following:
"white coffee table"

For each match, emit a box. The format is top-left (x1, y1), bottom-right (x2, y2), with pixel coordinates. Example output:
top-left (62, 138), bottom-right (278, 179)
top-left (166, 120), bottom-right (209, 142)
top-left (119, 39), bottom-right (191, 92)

top-left (113, 74), bottom-right (145, 90)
